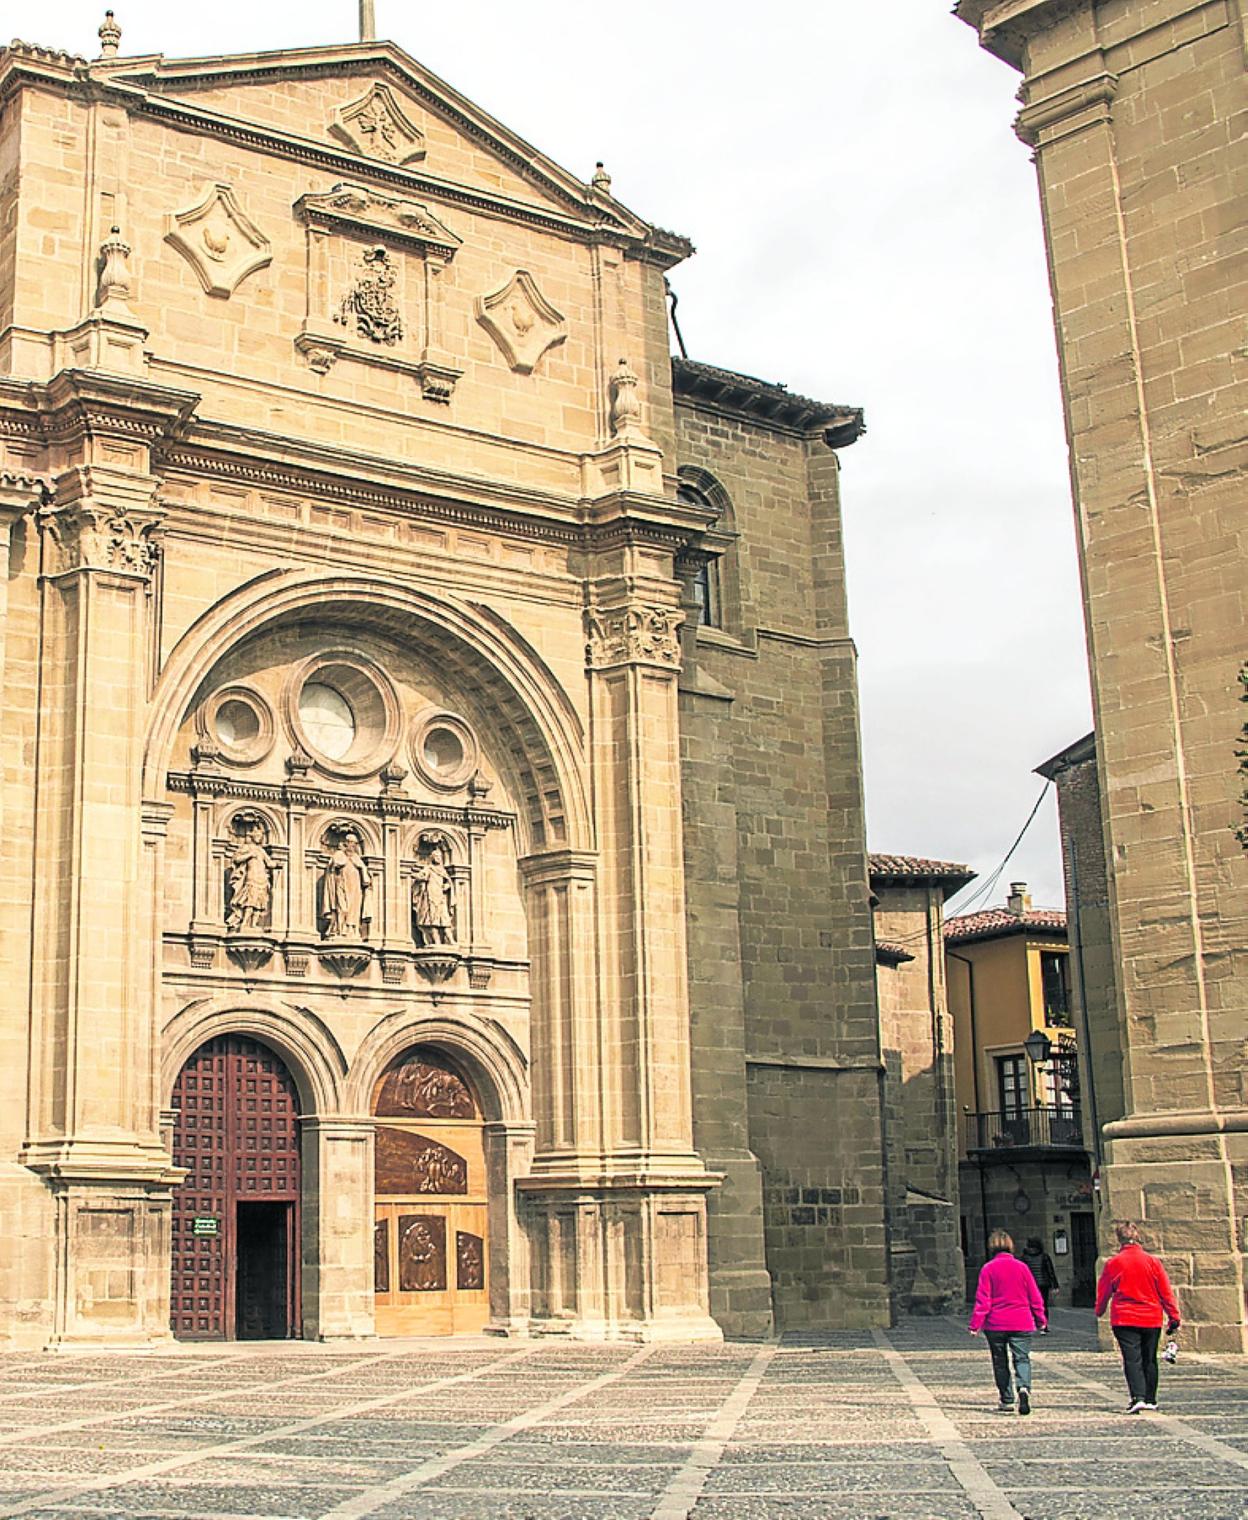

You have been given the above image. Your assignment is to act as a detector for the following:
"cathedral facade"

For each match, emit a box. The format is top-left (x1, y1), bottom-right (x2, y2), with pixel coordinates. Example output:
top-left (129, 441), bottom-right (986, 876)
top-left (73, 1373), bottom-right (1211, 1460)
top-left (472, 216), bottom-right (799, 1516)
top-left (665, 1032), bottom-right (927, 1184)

top-left (0, 22), bottom-right (892, 1346)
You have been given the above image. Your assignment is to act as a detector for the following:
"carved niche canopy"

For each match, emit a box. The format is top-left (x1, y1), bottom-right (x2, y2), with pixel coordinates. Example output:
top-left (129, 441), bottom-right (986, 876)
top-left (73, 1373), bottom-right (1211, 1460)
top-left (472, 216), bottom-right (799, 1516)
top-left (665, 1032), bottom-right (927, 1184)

top-left (293, 184), bottom-right (463, 400)
top-left (375, 1128), bottom-right (469, 1196)
top-left (165, 182), bottom-right (272, 300)
top-left (373, 1049), bottom-right (477, 1119)
top-left (330, 82), bottom-right (426, 166)
top-left (476, 269), bottom-right (567, 375)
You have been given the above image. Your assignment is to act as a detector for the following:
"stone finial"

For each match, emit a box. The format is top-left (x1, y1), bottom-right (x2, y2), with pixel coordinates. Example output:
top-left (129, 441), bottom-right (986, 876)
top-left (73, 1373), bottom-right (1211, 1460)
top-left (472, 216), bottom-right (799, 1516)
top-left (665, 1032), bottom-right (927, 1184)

top-left (98, 10), bottom-right (121, 58)
top-left (609, 357), bottom-right (641, 435)
top-left (97, 225), bottom-right (132, 308)
top-left (591, 162), bottom-right (612, 195)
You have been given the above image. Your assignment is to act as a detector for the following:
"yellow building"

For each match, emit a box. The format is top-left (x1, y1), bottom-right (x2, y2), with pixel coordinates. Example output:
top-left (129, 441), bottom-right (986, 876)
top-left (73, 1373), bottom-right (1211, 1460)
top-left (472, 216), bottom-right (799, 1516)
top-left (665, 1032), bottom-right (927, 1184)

top-left (946, 884), bottom-right (1096, 1304)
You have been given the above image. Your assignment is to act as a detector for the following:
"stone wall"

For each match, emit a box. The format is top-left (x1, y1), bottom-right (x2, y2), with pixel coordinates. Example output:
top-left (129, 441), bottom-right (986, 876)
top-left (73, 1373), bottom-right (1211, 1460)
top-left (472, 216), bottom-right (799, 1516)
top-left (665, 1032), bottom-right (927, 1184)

top-left (958, 0), bottom-right (1248, 1349)
top-left (676, 390), bottom-right (892, 1331)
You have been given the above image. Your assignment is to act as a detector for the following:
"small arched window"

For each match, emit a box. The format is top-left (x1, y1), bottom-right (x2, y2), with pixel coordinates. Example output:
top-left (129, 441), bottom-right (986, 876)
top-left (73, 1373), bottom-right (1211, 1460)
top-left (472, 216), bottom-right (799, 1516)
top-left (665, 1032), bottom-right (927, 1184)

top-left (678, 472), bottom-right (739, 637)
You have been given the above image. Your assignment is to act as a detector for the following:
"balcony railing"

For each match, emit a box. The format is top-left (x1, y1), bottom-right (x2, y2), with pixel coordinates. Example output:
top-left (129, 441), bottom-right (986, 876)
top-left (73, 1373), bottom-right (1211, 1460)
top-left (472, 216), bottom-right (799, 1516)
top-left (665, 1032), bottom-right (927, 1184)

top-left (964, 1105), bottom-right (1085, 1153)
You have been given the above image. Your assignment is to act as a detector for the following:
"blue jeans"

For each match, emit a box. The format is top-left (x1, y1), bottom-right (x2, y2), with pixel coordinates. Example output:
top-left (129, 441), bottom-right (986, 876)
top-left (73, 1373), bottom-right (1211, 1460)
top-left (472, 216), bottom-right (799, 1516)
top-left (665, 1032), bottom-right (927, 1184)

top-left (985, 1330), bottom-right (1033, 1403)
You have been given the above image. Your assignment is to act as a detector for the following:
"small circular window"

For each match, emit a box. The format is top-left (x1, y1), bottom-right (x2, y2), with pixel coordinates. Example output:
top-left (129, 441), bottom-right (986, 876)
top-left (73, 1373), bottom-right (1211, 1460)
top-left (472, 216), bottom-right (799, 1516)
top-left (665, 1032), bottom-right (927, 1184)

top-left (411, 711), bottom-right (478, 791)
top-left (288, 653), bottom-right (399, 778)
top-left (203, 686), bottom-right (274, 767)
top-left (299, 682), bottom-right (356, 761)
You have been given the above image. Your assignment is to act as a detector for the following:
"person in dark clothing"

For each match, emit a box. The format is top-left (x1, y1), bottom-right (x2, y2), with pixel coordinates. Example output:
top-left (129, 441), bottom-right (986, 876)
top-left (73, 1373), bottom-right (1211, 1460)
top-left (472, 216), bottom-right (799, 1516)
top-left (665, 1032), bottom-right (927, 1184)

top-left (1021, 1237), bottom-right (1059, 1315)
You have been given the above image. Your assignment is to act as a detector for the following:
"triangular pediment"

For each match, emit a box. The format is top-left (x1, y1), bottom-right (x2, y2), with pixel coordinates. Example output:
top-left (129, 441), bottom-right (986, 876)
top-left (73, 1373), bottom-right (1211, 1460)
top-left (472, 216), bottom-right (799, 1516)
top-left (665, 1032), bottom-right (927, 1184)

top-left (99, 41), bottom-right (671, 251)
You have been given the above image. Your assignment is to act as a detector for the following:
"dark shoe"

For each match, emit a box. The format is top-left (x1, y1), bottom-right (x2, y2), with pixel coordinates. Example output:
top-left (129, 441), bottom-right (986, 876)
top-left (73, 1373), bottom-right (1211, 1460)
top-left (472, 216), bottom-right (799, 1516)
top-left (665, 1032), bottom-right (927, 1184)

top-left (995, 1401), bottom-right (1015, 1414)
top-left (1018, 1388), bottom-right (1031, 1416)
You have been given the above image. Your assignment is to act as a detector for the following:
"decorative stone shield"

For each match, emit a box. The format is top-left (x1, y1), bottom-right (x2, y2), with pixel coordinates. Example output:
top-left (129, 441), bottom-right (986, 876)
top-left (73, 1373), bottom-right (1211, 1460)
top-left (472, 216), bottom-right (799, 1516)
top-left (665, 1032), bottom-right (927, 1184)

top-left (165, 182), bottom-right (272, 300)
top-left (476, 269), bottom-right (567, 375)
top-left (330, 82), bottom-right (426, 165)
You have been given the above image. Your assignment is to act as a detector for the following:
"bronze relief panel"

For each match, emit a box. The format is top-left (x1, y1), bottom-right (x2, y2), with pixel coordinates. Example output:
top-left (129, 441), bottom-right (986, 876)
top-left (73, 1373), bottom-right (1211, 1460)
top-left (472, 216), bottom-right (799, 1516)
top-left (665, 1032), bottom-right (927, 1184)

top-left (372, 1049), bottom-right (476, 1118)
top-left (374, 1126), bottom-right (468, 1195)
top-left (398, 1214), bottom-right (447, 1292)
top-left (456, 1231), bottom-right (485, 1291)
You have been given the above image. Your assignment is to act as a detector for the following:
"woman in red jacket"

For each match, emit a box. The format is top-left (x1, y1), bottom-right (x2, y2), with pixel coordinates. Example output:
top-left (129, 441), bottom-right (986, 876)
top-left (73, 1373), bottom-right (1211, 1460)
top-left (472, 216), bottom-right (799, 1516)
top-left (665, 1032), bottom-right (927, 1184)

top-left (1095, 1220), bottom-right (1181, 1413)
top-left (968, 1228), bottom-right (1047, 1414)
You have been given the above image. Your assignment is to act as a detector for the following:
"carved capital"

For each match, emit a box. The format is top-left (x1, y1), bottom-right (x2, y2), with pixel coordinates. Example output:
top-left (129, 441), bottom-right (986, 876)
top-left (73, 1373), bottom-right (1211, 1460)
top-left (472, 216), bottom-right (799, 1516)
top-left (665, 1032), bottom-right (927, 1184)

top-left (38, 466), bottom-right (164, 577)
top-left (585, 603), bottom-right (684, 670)
top-left (1015, 73), bottom-right (1117, 148)
top-left (0, 470), bottom-right (49, 533)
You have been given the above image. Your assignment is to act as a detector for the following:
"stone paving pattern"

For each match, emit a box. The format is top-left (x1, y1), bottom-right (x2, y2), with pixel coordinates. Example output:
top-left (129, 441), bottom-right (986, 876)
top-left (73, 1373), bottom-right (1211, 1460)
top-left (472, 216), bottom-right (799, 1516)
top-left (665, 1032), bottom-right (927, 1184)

top-left (0, 1312), bottom-right (1243, 1519)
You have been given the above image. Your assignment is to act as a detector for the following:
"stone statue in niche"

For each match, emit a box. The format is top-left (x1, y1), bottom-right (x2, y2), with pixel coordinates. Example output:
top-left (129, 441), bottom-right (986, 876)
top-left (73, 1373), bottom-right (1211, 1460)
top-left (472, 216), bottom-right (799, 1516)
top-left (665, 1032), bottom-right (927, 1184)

top-left (225, 816), bottom-right (275, 932)
top-left (411, 835), bottom-right (455, 946)
top-left (321, 828), bottom-right (372, 940)
top-left (335, 244), bottom-right (403, 345)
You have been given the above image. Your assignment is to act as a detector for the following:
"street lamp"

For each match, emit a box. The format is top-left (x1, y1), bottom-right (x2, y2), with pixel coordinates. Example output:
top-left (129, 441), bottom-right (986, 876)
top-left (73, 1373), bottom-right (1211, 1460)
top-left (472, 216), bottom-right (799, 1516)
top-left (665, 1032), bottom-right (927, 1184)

top-left (1023, 1028), bottom-right (1052, 1068)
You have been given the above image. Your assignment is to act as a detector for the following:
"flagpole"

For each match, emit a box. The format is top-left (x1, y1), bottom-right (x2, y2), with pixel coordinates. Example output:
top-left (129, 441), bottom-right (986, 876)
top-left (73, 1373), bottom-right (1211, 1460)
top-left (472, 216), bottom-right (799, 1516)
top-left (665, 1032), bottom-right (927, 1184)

top-left (359, 1), bottom-right (376, 40)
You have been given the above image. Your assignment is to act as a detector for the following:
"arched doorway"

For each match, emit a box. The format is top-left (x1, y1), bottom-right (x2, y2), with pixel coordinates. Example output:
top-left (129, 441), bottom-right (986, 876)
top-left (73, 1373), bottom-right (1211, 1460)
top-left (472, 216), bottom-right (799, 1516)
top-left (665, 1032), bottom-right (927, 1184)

top-left (372, 1046), bottom-right (488, 1335)
top-left (170, 1035), bottom-right (302, 1340)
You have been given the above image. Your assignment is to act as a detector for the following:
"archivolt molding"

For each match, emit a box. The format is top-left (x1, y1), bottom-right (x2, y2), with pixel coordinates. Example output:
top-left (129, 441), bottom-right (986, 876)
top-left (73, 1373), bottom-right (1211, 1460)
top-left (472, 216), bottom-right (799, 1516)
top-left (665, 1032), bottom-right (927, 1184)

top-left (161, 996), bottom-right (348, 1114)
top-left (144, 571), bottom-right (590, 855)
top-left (345, 1009), bottom-right (528, 1124)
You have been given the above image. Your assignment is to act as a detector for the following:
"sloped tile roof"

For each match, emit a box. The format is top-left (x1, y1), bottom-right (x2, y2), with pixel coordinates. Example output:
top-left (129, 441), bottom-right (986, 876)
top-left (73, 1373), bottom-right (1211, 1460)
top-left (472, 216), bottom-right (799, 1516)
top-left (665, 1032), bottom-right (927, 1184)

top-left (869, 854), bottom-right (976, 888)
top-left (874, 940), bottom-right (916, 966)
top-left (944, 908), bottom-right (1067, 945)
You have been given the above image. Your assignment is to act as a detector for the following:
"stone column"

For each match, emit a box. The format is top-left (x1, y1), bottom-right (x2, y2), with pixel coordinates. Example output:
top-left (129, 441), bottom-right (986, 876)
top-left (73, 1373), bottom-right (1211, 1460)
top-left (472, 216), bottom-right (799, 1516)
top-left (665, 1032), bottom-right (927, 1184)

top-left (483, 1119), bottom-right (535, 1335)
top-left (26, 461), bottom-right (184, 1345)
top-left (300, 1118), bottom-right (375, 1340)
top-left (519, 594), bottom-right (720, 1341)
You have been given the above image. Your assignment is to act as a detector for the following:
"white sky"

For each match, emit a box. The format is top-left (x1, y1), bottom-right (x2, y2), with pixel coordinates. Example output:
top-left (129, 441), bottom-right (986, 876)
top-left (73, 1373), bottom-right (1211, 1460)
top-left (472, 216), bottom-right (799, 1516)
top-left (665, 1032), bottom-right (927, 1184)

top-left (18, 1), bottom-right (1094, 911)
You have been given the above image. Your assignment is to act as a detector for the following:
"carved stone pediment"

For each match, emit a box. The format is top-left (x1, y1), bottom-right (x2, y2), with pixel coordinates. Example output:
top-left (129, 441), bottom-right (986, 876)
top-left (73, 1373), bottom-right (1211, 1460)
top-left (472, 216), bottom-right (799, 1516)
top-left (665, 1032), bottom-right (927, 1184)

top-left (329, 82), bottom-right (426, 166)
top-left (295, 183), bottom-right (461, 258)
top-left (165, 182), bottom-right (271, 300)
top-left (476, 269), bottom-right (567, 375)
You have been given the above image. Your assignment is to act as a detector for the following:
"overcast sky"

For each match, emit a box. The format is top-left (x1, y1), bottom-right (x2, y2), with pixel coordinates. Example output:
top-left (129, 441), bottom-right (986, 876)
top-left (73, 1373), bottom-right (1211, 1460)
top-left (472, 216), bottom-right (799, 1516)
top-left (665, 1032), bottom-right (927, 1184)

top-left (21, 1), bottom-right (1093, 912)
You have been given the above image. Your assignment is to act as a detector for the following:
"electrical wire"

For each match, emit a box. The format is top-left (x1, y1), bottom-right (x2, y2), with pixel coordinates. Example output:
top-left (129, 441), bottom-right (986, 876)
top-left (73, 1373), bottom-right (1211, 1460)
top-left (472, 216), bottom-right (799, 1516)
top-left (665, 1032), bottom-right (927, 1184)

top-left (942, 780), bottom-right (1053, 921)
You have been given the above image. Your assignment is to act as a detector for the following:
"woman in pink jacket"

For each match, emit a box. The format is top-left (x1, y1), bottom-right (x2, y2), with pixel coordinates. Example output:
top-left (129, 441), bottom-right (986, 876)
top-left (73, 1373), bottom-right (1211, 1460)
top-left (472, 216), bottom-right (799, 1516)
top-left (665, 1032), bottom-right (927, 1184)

top-left (968, 1228), bottom-right (1048, 1415)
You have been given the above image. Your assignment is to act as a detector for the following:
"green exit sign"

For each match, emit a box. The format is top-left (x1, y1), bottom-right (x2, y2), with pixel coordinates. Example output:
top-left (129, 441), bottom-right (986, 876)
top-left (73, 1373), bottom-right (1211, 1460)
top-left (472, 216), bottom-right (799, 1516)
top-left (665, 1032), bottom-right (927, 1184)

top-left (192, 1216), bottom-right (219, 1237)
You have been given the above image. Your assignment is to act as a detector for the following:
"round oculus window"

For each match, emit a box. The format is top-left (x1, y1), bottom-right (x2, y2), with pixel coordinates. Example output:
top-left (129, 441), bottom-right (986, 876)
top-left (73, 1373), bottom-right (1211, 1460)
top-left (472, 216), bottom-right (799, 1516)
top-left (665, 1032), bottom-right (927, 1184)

top-left (204, 686), bottom-right (274, 767)
top-left (411, 711), bottom-right (477, 791)
top-left (423, 726), bottom-right (465, 775)
top-left (288, 655), bottom-right (399, 778)
top-left (299, 681), bottom-right (356, 761)
top-left (216, 698), bottom-right (261, 750)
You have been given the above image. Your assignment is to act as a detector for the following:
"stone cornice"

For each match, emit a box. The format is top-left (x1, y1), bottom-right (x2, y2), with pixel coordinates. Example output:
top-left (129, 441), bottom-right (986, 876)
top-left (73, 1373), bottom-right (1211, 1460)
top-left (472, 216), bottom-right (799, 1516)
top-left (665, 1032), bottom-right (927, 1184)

top-left (954, 1), bottom-right (1086, 70)
top-left (153, 423), bottom-right (708, 557)
top-left (0, 371), bottom-right (199, 450)
top-left (1015, 71), bottom-right (1117, 146)
top-left (166, 771), bottom-right (516, 831)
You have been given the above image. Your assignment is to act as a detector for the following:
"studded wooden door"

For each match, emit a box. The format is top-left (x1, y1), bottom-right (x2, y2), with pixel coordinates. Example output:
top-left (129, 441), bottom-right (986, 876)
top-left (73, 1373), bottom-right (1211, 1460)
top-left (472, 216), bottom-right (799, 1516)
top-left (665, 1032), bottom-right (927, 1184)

top-left (170, 1035), bottom-right (302, 1340)
top-left (372, 1047), bottom-right (488, 1336)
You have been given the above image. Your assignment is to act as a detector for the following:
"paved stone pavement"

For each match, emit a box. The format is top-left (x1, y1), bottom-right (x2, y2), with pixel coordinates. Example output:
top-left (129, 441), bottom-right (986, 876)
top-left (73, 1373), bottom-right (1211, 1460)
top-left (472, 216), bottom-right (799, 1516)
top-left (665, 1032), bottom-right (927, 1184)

top-left (0, 1310), bottom-right (1244, 1520)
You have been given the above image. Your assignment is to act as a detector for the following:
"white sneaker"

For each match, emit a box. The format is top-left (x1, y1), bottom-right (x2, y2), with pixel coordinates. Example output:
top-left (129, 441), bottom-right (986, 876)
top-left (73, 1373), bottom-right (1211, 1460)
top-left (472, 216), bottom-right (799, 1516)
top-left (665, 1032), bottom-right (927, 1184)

top-left (1126, 1399), bottom-right (1147, 1414)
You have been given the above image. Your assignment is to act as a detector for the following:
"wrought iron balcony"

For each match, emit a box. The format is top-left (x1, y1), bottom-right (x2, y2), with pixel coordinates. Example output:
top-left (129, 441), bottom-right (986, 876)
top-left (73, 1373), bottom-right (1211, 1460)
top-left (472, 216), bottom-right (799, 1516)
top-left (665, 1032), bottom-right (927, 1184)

top-left (964, 1105), bottom-right (1085, 1154)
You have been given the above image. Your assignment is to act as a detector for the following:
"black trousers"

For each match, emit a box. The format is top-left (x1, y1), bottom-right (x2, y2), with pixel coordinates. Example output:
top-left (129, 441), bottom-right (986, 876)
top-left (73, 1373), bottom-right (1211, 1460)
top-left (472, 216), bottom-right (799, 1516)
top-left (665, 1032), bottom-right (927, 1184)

top-left (1113, 1325), bottom-right (1161, 1403)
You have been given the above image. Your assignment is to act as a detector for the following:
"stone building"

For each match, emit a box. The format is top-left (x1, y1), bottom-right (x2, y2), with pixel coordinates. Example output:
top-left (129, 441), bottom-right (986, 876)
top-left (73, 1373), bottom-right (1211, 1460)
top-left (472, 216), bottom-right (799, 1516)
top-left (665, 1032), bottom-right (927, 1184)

top-left (0, 20), bottom-right (891, 1346)
top-left (870, 854), bottom-right (974, 1314)
top-left (956, 1), bottom-right (1248, 1347)
top-left (946, 888), bottom-right (1097, 1306)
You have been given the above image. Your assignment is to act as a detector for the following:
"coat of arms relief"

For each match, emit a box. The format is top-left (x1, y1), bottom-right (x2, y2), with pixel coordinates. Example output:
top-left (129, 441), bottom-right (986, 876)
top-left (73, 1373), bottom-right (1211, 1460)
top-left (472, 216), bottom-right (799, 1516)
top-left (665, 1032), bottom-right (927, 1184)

top-left (336, 245), bottom-right (404, 346)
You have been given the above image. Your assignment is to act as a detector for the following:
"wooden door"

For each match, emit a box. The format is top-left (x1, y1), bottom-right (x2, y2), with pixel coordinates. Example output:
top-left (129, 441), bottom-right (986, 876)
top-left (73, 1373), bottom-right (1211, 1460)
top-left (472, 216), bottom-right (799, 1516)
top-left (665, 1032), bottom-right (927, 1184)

top-left (372, 1048), bottom-right (488, 1336)
top-left (170, 1035), bottom-right (301, 1340)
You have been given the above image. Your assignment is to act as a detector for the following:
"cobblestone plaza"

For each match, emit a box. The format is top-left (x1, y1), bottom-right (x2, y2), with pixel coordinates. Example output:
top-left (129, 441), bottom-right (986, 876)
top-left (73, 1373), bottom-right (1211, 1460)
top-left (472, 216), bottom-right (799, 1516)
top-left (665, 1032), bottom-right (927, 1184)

top-left (0, 1313), bottom-right (1244, 1519)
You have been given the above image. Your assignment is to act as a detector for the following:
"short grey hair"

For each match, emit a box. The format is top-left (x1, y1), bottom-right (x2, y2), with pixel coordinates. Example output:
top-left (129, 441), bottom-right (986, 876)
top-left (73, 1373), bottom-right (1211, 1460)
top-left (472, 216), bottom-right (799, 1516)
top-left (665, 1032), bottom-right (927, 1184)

top-left (1115, 1220), bottom-right (1142, 1246)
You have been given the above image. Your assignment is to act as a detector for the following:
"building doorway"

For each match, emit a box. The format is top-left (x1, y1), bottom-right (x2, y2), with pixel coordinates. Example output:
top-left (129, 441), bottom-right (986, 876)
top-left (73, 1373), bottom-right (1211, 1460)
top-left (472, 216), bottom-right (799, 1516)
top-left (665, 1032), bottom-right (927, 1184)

top-left (372, 1046), bottom-right (488, 1336)
top-left (1070, 1211), bottom-right (1097, 1307)
top-left (170, 1035), bottom-right (302, 1340)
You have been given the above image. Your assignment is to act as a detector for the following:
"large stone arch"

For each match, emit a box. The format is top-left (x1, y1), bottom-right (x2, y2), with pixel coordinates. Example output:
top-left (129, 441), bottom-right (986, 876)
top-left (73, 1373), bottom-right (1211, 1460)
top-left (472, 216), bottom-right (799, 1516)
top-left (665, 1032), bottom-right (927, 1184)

top-left (347, 1008), bottom-right (528, 1123)
top-left (161, 996), bottom-right (348, 1115)
top-left (142, 570), bottom-right (590, 856)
